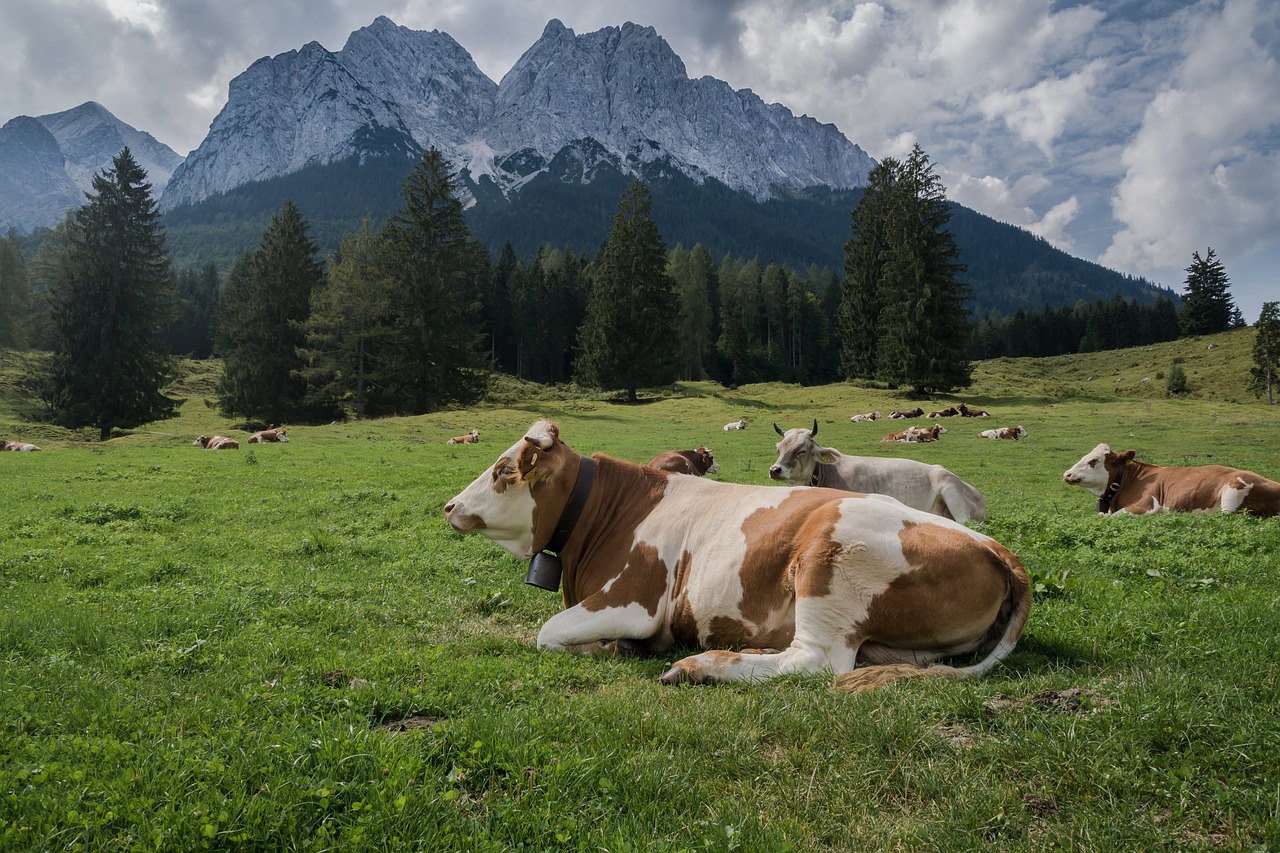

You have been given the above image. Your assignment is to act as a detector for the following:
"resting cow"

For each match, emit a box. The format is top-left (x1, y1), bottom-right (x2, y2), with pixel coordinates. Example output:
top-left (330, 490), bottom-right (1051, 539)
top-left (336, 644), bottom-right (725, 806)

top-left (193, 435), bottom-right (239, 450)
top-left (889, 408), bottom-right (925, 419)
top-left (849, 411), bottom-right (880, 423)
top-left (1, 440), bottom-right (41, 451)
top-left (723, 419), bottom-right (748, 431)
top-left (958, 404), bottom-right (989, 418)
top-left (444, 420), bottom-right (1030, 691)
top-left (771, 421), bottom-right (985, 523)
top-left (927, 407), bottom-right (959, 418)
top-left (648, 446), bottom-right (719, 476)
top-left (978, 426), bottom-right (1026, 440)
top-left (247, 428), bottom-right (289, 444)
top-left (1063, 443), bottom-right (1280, 516)
top-left (883, 425), bottom-right (946, 443)
top-left (448, 429), bottom-right (481, 445)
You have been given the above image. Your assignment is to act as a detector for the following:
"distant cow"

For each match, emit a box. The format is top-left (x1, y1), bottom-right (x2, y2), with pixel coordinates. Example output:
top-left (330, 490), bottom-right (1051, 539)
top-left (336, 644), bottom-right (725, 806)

top-left (448, 429), bottom-right (481, 445)
top-left (648, 446), bottom-right (719, 476)
top-left (849, 411), bottom-right (881, 423)
top-left (1063, 443), bottom-right (1280, 516)
top-left (771, 421), bottom-right (985, 523)
top-left (978, 426), bottom-right (1027, 440)
top-left (444, 419), bottom-right (1029, 691)
top-left (247, 428), bottom-right (289, 444)
top-left (723, 419), bottom-right (748, 431)
top-left (928, 407), bottom-right (959, 418)
top-left (193, 435), bottom-right (239, 450)
top-left (1, 439), bottom-right (41, 451)
top-left (884, 424), bottom-right (947, 443)
top-left (958, 404), bottom-right (990, 418)
top-left (889, 407), bottom-right (925, 419)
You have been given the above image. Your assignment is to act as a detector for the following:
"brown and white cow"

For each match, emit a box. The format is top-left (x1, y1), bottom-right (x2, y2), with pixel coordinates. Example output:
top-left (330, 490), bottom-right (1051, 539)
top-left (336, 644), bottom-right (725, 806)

top-left (978, 426), bottom-right (1026, 440)
top-left (247, 428), bottom-right (289, 444)
top-left (883, 425), bottom-right (946, 443)
top-left (723, 418), bottom-right (748, 431)
top-left (193, 435), bottom-right (239, 450)
top-left (648, 446), bottom-right (719, 476)
top-left (927, 407), bottom-right (959, 418)
top-left (771, 421), bottom-right (985, 523)
top-left (849, 411), bottom-right (881, 423)
top-left (889, 407), bottom-right (925, 419)
top-left (958, 404), bottom-right (990, 418)
top-left (1, 439), bottom-right (42, 451)
top-left (1063, 443), bottom-right (1280, 516)
top-left (444, 420), bottom-right (1030, 691)
top-left (448, 429), bottom-right (481, 445)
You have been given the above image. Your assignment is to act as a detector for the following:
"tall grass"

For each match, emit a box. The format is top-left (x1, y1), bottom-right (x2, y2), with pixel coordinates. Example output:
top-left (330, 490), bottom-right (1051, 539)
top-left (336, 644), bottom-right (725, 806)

top-left (2, 332), bottom-right (1278, 850)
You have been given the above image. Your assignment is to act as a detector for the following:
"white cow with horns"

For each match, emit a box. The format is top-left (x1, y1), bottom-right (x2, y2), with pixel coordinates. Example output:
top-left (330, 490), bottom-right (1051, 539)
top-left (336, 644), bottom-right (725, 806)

top-left (769, 420), bottom-right (986, 523)
top-left (444, 420), bottom-right (1029, 691)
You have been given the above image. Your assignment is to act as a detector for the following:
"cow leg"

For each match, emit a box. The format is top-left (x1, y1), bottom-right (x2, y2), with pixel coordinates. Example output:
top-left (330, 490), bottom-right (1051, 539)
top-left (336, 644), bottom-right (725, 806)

top-left (537, 602), bottom-right (666, 655)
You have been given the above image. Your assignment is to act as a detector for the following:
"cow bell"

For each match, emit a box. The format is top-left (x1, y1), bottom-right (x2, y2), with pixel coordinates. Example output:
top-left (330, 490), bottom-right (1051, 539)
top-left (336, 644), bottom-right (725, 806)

top-left (525, 552), bottom-right (563, 592)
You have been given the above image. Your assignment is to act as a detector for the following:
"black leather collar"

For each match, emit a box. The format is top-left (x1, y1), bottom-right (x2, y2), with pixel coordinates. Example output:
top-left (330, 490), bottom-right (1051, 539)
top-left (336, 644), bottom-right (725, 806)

top-left (1097, 462), bottom-right (1126, 514)
top-left (544, 456), bottom-right (596, 554)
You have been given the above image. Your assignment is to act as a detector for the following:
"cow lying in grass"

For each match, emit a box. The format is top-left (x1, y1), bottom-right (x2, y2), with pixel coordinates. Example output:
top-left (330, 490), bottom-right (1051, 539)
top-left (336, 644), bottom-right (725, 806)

top-left (193, 435), bottom-right (239, 450)
top-left (648, 446), bottom-right (719, 476)
top-left (1, 439), bottom-right (41, 451)
top-left (444, 420), bottom-right (1029, 692)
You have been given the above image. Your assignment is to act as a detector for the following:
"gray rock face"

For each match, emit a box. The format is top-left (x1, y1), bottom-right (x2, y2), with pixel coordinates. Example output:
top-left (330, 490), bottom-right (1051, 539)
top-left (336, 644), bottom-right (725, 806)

top-left (0, 102), bottom-right (184, 232)
top-left (162, 16), bottom-right (874, 209)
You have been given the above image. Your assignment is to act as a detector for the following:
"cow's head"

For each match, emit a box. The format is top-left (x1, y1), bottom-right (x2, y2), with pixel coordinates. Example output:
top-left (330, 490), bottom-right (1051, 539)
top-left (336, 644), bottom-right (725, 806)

top-left (444, 420), bottom-right (583, 560)
top-left (1063, 443), bottom-right (1135, 493)
top-left (696, 446), bottom-right (720, 474)
top-left (769, 419), bottom-right (836, 484)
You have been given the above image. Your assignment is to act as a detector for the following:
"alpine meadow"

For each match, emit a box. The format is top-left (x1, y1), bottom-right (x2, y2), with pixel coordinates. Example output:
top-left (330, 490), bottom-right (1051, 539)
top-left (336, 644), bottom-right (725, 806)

top-left (3, 328), bottom-right (1280, 851)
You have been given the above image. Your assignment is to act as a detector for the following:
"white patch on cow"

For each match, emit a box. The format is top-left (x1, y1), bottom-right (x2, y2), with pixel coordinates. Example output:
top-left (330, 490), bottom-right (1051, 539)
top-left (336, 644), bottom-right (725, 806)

top-left (1220, 479), bottom-right (1254, 514)
top-left (537, 601), bottom-right (657, 651)
top-left (444, 435), bottom-right (539, 559)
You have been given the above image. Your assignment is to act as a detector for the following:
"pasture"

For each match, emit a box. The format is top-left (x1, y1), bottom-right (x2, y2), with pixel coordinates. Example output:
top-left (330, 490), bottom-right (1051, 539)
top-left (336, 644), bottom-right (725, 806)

top-left (3, 331), bottom-right (1279, 850)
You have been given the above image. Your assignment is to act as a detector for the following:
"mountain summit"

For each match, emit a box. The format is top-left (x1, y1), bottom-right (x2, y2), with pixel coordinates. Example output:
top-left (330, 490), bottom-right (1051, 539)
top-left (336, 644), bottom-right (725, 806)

top-left (160, 17), bottom-right (874, 209)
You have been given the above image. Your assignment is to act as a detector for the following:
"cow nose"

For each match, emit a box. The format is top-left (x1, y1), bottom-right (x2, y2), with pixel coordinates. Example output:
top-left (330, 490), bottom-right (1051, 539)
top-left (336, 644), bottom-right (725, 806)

top-left (768, 466), bottom-right (782, 479)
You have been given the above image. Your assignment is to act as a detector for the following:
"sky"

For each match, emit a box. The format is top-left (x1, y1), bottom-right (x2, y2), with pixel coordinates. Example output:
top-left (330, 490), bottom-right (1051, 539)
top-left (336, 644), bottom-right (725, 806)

top-left (2, 0), bottom-right (1276, 319)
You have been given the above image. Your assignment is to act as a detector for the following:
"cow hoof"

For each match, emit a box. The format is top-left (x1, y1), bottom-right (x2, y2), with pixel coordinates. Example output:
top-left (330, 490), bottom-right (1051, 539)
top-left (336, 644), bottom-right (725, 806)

top-left (658, 666), bottom-right (692, 684)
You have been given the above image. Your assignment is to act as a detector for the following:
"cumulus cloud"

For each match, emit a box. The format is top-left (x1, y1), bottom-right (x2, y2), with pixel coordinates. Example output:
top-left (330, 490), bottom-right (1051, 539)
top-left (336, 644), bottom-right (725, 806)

top-left (1103, 0), bottom-right (1280, 281)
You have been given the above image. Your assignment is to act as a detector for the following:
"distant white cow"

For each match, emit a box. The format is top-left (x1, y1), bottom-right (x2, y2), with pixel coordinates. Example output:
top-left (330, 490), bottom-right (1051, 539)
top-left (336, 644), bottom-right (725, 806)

top-left (723, 419), bottom-right (748, 431)
top-left (849, 411), bottom-right (880, 423)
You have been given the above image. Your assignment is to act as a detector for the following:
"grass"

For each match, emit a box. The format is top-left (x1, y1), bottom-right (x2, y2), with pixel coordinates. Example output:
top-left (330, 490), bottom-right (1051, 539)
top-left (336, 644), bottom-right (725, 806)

top-left (2, 331), bottom-right (1279, 850)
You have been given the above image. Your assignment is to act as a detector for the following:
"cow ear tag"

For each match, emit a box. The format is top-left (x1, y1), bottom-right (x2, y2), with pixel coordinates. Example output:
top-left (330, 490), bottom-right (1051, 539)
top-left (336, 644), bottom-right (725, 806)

top-left (525, 552), bottom-right (562, 591)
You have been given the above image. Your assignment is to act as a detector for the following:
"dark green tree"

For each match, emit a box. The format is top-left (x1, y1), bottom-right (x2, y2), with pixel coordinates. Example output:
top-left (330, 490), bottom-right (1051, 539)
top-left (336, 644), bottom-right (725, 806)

top-left (1179, 248), bottom-right (1235, 336)
top-left (377, 148), bottom-right (488, 412)
top-left (300, 217), bottom-right (393, 419)
top-left (1249, 301), bottom-right (1279, 405)
top-left (839, 158), bottom-right (897, 379)
top-left (576, 179), bottom-right (679, 401)
top-left (668, 243), bottom-right (716, 380)
top-left (0, 230), bottom-right (31, 349)
top-left (163, 262), bottom-right (219, 358)
top-left (46, 148), bottom-right (179, 439)
top-left (216, 199), bottom-right (324, 424)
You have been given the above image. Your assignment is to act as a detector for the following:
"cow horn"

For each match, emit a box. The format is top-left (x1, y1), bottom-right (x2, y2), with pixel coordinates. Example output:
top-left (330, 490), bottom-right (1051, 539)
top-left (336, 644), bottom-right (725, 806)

top-left (773, 422), bottom-right (785, 437)
top-left (811, 418), bottom-right (818, 438)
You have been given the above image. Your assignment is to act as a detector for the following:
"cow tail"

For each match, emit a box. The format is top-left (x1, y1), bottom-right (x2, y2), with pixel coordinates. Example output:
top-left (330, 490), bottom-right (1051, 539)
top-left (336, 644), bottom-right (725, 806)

top-left (832, 547), bottom-right (1031, 693)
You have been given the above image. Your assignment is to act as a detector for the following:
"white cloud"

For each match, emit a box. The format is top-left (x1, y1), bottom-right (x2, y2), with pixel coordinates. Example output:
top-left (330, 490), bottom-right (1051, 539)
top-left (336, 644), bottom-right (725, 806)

top-left (979, 61), bottom-right (1104, 159)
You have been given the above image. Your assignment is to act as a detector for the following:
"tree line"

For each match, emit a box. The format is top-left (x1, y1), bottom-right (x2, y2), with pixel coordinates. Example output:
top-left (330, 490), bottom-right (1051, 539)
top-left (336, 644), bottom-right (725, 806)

top-left (3, 145), bottom-right (1272, 439)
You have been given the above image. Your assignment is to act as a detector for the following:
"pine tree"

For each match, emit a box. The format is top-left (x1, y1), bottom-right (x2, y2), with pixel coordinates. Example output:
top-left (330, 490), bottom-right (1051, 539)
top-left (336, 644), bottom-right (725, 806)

top-left (300, 217), bottom-right (392, 419)
top-left (46, 148), bottom-right (178, 440)
top-left (576, 179), bottom-right (679, 401)
top-left (668, 243), bottom-right (716, 380)
top-left (216, 199), bottom-right (325, 424)
top-left (0, 231), bottom-right (31, 349)
top-left (377, 147), bottom-right (488, 412)
top-left (163, 262), bottom-right (219, 358)
top-left (1250, 301), bottom-right (1279, 405)
top-left (1179, 248), bottom-right (1236, 336)
top-left (839, 159), bottom-right (897, 379)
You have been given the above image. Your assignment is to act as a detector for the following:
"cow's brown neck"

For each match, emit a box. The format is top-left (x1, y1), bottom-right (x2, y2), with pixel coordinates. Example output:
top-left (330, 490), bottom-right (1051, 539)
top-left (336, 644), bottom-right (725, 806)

top-left (545, 456), bottom-right (596, 554)
top-left (1097, 461), bottom-right (1128, 513)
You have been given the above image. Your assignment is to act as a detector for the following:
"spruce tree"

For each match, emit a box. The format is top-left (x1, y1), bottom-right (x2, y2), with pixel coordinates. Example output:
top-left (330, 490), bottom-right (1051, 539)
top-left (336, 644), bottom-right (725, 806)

top-left (163, 262), bottom-right (219, 358)
top-left (668, 243), bottom-right (716, 381)
top-left (216, 199), bottom-right (324, 424)
top-left (839, 159), bottom-right (897, 379)
top-left (1250, 301), bottom-right (1279, 405)
top-left (46, 148), bottom-right (178, 440)
top-left (300, 217), bottom-right (392, 419)
top-left (576, 179), bottom-right (679, 402)
top-left (0, 231), bottom-right (31, 349)
top-left (1179, 248), bottom-right (1235, 336)
top-left (377, 147), bottom-right (488, 412)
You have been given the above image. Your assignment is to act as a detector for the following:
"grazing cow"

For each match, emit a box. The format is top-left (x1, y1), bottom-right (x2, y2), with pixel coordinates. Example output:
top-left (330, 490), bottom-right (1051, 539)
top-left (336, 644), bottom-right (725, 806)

top-left (448, 429), bottom-right (481, 445)
top-left (1, 439), bottom-right (42, 451)
top-left (193, 435), bottom-right (239, 450)
top-left (723, 418), bottom-right (748, 431)
top-left (978, 426), bottom-right (1027, 440)
top-left (958, 404), bottom-right (990, 418)
top-left (1063, 443), bottom-right (1280, 517)
top-left (771, 421), bottom-right (985, 523)
top-left (927, 407), bottom-right (959, 418)
top-left (849, 411), bottom-right (881, 423)
top-left (444, 420), bottom-right (1029, 691)
top-left (889, 407), bottom-right (925, 419)
top-left (648, 446), bottom-right (719, 476)
top-left (247, 428), bottom-right (289, 444)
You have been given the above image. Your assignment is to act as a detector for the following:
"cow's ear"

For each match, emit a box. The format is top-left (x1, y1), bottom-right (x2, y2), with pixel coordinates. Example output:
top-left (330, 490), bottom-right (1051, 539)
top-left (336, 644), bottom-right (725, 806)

top-left (523, 420), bottom-right (559, 450)
top-left (816, 447), bottom-right (839, 464)
top-left (1117, 450), bottom-right (1136, 464)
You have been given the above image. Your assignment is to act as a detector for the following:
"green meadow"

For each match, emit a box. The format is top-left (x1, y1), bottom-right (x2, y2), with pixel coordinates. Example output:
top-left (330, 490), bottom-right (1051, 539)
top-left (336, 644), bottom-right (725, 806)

top-left (2, 328), bottom-right (1278, 851)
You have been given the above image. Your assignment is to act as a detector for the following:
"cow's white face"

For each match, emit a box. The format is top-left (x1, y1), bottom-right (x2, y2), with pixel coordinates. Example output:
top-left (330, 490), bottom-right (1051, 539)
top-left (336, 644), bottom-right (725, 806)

top-left (769, 428), bottom-right (833, 484)
top-left (445, 433), bottom-right (541, 559)
top-left (1063, 443), bottom-right (1112, 492)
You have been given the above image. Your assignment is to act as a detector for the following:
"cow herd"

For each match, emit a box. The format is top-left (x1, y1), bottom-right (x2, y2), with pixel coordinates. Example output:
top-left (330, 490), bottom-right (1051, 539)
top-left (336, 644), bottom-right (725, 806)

top-left (854, 404), bottom-right (1020, 441)
top-left (445, 411), bottom-right (1280, 695)
top-left (193, 428), bottom-right (289, 449)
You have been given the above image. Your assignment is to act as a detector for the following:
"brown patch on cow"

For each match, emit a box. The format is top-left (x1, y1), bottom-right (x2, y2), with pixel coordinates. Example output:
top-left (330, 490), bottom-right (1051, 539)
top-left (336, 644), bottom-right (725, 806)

top-left (668, 550), bottom-right (700, 646)
top-left (580, 540), bottom-right (668, 617)
top-left (705, 615), bottom-right (752, 647)
top-left (519, 439), bottom-right (580, 553)
top-left (1111, 454), bottom-right (1280, 517)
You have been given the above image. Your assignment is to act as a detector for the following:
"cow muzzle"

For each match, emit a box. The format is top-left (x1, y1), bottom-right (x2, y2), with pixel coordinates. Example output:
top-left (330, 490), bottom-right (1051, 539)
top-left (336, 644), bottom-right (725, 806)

top-left (768, 466), bottom-right (785, 480)
top-left (443, 500), bottom-right (484, 533)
